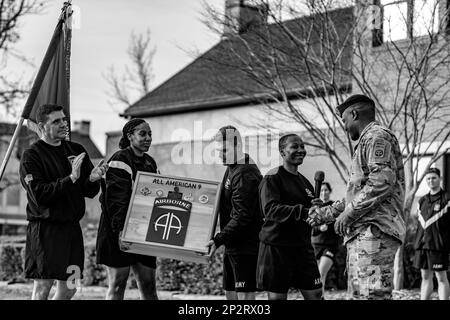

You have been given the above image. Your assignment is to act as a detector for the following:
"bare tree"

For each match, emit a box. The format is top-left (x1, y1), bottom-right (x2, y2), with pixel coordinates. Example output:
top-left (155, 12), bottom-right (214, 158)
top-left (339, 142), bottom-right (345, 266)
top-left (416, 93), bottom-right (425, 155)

top-left (104, 28), bottom-right (156, 110)
top-left (202, 0), bottom-right (450, 288)
top-left (0, 0), bottom-right (45, 114)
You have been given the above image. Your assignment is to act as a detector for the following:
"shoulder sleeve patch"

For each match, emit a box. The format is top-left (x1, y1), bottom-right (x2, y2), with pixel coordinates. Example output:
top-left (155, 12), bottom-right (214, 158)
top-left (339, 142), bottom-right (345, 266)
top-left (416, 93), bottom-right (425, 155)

top-left (369, 138), bottom-right (391, 163)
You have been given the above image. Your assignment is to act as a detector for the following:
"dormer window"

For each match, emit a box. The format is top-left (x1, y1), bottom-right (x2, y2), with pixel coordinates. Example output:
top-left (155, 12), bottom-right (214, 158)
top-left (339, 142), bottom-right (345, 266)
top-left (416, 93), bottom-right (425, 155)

top-left (381, 0), bottom-right (408, 41)
top-left (373, 0), bottom-right (441, 46)
top-left (411, 0), bottom-right (440, 37)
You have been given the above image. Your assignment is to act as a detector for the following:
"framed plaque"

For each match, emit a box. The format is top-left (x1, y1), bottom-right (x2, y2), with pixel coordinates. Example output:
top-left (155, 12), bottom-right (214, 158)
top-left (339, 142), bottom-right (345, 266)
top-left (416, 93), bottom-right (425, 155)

top-left (120, 172), bottom-right (221, 264)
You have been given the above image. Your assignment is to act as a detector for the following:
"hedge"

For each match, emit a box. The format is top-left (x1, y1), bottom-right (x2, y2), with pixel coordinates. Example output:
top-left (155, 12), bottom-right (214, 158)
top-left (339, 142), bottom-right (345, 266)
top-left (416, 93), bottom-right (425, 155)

top-left (403, 214), bottom-right (422, 289)
top-left (0, 237), bottom-right (225, 293)
top-left (0, 236), bottom-right (25, 282)
top-left (83, 241), bottom-right (225, 294)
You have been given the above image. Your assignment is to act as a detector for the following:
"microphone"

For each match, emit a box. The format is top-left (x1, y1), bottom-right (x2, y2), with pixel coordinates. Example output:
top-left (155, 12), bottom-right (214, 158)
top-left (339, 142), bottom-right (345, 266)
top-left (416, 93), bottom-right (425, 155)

top-left (314, 171), bottom-right (325, 199)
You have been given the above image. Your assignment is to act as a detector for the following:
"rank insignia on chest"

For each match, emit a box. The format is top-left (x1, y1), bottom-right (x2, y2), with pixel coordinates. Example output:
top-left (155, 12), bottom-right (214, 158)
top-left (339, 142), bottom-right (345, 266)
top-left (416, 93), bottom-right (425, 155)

top-left (306, 188), bottom-right (314, 198)
top-left (434, 203), bottom-right (441, 212)
top-left (358, 192), bottom-right (367, 201)
top-left (225, 178), bottom-right (231, 190)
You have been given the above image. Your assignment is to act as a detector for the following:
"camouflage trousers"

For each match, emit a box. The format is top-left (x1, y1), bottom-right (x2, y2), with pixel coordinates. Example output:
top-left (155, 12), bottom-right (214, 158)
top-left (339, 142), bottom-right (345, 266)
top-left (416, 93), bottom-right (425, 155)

top-left (346, 225), bottom-right (401, 300)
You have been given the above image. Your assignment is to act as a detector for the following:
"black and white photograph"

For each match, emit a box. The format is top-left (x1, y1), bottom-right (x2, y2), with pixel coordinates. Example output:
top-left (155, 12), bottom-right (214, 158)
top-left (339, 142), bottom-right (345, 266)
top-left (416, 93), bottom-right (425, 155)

top-left (0, 0), bottom-right (450, 310)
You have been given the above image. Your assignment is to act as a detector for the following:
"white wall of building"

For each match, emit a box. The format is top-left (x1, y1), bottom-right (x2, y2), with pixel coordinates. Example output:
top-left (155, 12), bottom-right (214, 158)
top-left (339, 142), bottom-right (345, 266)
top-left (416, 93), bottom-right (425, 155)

top-left (107, 97), bottom-right (348, 199)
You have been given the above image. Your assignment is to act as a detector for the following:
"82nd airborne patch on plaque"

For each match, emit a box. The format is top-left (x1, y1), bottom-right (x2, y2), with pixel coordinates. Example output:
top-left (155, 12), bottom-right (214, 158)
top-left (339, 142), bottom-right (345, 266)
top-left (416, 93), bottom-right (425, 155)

top-left (145, 198), bottom-right (192, 246)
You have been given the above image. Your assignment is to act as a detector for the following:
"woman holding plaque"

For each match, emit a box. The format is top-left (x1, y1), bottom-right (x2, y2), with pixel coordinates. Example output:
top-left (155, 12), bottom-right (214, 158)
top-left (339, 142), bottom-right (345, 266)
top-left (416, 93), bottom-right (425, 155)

top-left (96, 119), bottom-right (159, 300)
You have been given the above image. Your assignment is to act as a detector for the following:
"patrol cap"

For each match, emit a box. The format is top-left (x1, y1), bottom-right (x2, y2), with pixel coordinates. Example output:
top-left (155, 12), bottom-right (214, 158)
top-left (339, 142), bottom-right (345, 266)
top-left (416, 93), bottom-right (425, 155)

top-left (426, 167), bottom-right (440, 176)
top-left (336, 94), bottom-right (375, 117)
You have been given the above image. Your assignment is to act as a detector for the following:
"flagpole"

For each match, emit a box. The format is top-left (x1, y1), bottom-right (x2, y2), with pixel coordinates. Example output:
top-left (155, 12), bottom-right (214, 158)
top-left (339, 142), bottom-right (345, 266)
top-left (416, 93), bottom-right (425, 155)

top-left (0, 118), bottom-right (25, 181)
top-left (59, 1), bottom-right (72, 21)
top-left (0, 1), bottom-right (72, 183)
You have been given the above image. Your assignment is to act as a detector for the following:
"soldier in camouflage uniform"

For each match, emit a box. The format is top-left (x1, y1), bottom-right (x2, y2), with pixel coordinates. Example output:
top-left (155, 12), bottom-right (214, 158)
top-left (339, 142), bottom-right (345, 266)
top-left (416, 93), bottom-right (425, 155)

top-left (307, 94), bottom-right (406, 300)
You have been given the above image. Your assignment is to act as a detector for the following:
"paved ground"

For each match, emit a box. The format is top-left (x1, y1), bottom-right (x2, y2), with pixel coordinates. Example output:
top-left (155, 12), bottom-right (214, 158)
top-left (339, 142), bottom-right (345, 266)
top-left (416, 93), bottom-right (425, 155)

top-left (0, 281), bottom-right (440, 300)
top-left (0, 281), bottom-right (229, 300)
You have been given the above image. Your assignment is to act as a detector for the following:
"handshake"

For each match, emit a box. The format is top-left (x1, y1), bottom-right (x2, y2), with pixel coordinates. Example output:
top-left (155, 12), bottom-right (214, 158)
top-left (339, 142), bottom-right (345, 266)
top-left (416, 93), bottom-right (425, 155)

top-left (303, 198), bottom-right (331, 227)
top-left (303, 198), bottom-right (352, 236)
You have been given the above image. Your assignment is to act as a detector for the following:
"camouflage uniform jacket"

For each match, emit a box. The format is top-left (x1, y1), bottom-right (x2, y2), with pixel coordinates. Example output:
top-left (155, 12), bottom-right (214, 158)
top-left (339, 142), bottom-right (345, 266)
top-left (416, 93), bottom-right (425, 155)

top-left (322, 121), bottom-right (406, 244)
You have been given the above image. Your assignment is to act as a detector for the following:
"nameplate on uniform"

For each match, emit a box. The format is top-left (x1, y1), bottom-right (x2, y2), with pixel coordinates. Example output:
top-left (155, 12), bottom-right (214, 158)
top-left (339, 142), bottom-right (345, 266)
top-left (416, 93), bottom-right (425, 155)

top-left (120, 172), bottom-right (220, 264)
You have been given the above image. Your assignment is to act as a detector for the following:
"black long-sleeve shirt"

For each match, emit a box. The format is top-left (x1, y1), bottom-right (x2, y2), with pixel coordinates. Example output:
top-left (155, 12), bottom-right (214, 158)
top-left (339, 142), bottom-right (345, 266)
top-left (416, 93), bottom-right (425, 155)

top-left (213, 154), bottom-right (263, 255)
top-left (98, 147), bottom-right (158, 234)
top-left (19, 140), bottom-right (100, 223)
top-left (259, 166), bottom-right (315, 247)
top-left (414, 189), bottom-right (450, 252)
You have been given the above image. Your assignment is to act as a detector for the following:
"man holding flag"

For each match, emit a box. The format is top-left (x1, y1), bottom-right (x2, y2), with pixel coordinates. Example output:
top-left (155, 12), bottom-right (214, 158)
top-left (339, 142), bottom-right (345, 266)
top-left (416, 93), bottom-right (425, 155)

top-left (19, 104), bottom-right (108, 300)
top-left (0, 1), bottom-right (73, 181)
top-left (6, 2), bottom-right (107, 299)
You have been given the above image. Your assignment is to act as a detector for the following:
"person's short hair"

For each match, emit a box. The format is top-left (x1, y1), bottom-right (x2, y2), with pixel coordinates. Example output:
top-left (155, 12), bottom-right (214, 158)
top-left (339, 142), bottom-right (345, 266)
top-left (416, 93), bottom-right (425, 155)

top-left (215, 125), bottom-right (242, 146)
top-left (278, 133), bottom-right (300, 153)
top-left (36, 104), bottom-right (64, 124)
top-left (426, 167), bottom-right (440, 177)
top-left (336, 94), bottom-right (375, 117)
top-left (322, 182), bottom-right (332, 192)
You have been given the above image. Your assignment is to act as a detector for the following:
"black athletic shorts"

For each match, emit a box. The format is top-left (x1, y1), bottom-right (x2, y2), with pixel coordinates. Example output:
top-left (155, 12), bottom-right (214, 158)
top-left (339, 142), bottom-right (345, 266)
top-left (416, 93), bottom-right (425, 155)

top-left (313, 245), bottom-right (338, 262)
top-left (96, 229), bottom-right (156, 269)
top-left (25, 221), bottom-right (84, 281)
top-left (223, 253), bottom-right (258, 292)
top-left (413, 249), bottom-right (449, 271)
top-left (256, 242), bottom-right (322, 293)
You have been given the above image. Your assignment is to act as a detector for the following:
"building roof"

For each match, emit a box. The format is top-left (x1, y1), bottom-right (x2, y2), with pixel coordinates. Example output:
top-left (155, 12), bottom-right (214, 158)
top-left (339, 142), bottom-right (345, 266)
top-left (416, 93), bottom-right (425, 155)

top-left (0, 123), bottom-right (24, 136)
top-left (122, 6), bottom-right (354, 118)
top-left (0, 122), bottom-right (38, 160)
top-left (71, 131), bottom-right (103, 159)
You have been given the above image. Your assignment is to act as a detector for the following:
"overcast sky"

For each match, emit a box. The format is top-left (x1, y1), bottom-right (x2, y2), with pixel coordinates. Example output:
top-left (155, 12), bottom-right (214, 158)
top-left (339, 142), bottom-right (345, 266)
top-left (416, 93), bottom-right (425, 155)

top-left (7, 0), bottom-right (224, 154)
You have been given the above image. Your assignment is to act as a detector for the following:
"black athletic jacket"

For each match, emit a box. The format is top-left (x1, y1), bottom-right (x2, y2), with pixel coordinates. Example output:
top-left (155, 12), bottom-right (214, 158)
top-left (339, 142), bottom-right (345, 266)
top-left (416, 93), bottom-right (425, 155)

top-left (19, 140), bottom-right (100, 223)
top-left (259, 166), bottom-right (315, 247)
top-left (414, 189), bottom-right (450, 252)
top-left (98, 147), bottom-right (158, 234)
top-left (213, 154), bottom-right (263, 255)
